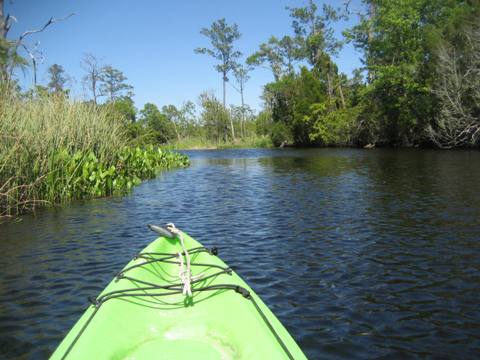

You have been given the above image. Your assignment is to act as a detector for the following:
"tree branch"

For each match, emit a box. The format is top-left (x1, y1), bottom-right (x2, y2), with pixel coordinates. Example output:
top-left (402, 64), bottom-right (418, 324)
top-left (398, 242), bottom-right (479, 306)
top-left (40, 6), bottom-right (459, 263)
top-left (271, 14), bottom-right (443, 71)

top-left (15, 12), bottom-right (76, 50)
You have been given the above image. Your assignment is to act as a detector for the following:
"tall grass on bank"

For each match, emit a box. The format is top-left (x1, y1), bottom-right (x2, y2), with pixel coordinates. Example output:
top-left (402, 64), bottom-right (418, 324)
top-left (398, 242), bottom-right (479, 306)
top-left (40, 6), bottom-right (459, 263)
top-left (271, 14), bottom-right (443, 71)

top-left (162, 135), bottom-right (273, 150)
top-left (0, 91), bottom-right (188, 220)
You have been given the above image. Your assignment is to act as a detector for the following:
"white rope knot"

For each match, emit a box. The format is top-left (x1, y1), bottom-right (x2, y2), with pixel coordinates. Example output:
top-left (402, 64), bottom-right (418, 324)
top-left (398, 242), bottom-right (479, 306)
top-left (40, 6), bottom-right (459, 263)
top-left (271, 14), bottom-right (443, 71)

top-left (166, 223), bottom-right (193, 296)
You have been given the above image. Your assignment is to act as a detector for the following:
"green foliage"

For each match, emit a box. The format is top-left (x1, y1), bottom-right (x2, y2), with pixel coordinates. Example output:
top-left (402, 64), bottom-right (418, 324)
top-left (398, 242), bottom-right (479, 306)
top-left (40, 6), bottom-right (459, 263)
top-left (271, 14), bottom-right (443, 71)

top-left (47, 64), bottom-right (69, 94)
top-left (108, 96), bottom-right (137, 123)
top-left (287, 0), bottom-right (342, 65)
top-left (342, 0), bottom-right (480, 146)
top-left (257, 0), bottom-right (480, 148)
top-left (265, 67), bottom-right (328, 146)
top-left (99, 65), bottom-right (134, 101)
top-left (195, 17), bottom-right (242, 117)
top-left (308, 102), bottom-right (360, 146)
top-left (163, 135), bottom-right (272, 150)
top-left (247, 35), bottom-right (296, 80)
top-left (39, 146), bottom-right (188, 201)
top-left (198, 92), bottom-right (230, 142)
top-left (255, 110), bottom-right (273, 137)
top-left (0, 38), bottom-right (28, 82)
top-left (0, 90), bottom-right (188, 219)
top-left (270, 121), bottom-right (293, 147)
top-left (139, 103), bottom-right (175, 143)
top-left (194, 18), bottom-right (242, 81)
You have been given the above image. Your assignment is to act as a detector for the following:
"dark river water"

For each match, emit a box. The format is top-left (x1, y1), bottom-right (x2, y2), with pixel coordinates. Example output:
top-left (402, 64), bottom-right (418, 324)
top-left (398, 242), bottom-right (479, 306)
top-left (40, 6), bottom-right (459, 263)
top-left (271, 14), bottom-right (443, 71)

top-left (1, 149), bottom-right (480, 359)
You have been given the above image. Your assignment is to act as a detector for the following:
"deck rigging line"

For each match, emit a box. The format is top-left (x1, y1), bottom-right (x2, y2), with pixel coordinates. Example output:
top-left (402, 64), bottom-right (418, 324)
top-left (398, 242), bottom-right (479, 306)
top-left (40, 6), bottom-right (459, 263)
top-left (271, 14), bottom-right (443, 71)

top-left (60, 226), bottom-right (294, 360)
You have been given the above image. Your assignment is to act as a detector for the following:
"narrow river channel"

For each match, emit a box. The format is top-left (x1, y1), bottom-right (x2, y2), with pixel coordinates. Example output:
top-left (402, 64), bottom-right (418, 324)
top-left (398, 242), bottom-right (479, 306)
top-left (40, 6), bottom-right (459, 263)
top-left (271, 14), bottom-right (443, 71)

top-left (1, 149), bottom-right (479, 359)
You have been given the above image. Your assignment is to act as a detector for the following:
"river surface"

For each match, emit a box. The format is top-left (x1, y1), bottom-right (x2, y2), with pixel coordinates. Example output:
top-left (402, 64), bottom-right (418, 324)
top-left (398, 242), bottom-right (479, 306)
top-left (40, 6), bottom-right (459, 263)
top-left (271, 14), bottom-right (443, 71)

top-left (1, 148), bottom-right (480, 359)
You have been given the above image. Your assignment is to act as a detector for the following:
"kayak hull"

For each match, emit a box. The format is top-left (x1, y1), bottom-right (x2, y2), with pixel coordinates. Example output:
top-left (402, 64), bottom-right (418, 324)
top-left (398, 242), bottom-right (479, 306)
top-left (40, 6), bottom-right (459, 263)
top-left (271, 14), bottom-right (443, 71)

top-left (51, 230), bottom-right (306, 359)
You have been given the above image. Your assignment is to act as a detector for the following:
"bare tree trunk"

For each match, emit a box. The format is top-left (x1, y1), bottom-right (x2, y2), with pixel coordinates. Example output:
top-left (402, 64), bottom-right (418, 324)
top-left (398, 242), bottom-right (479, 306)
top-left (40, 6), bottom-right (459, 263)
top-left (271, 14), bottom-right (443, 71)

top-left (229, 110), bottom-right (235, 141)
top-left (20, 44), bottom-right (37, 89)
top-left (367, 3), bottom-right (376, 83)
top-left (82, 54), bottom-right (101, 104)
top-left (338, 83), bottom-right (346, 109)
top-left (1, 0), bottom-right (8, 82)
top-left (172, 121), bottom-right (180, 141)
top-left (327, 71), bottom-right (333, 99)
top-left (240, 82), bottom-right (245, 138)
top-left (92, 79), bottom-right (97, 104)
top-left (32, 58), bottom-right (37, 88)
top-left (223, 72), bottom-right (235, 141)
top-left (222, 72), bottom-right (227, 107)
top-left (1, 9), bottom-right (74, 83)
top-left (0, 0), bottom-right (6, 39)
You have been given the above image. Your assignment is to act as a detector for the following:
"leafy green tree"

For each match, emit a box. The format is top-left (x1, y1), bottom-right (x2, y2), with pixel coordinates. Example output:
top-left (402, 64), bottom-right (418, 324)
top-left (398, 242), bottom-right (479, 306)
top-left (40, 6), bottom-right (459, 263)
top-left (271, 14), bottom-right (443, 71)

top-left (255, 110), bottom-right (273, 137)
top-left (195, 18), bottom-right (241, 140)
top-left (198, 91), bottom-right (230, 142)
top-left (344, 0), bottom-right (461, 145)
top-left (232, 63), bottom-right (251, 137)
top-left (47, 64), bottom-right (68, 94)
top-left (139, 103), bottom-right (174, 143)
top-left (109, 96), bottom-right (136, 123)
top-left (161, 104), bottom-right (182, 141)
top-left (100, 65), bottom-right (133, 101)
top-left (287, 0), bottom-right (342, 63)
top-left (265, 67), bottom-right (327, 146)
top-left (180, 101), bottom-right (199, 137)
top-left (287, 0), bottom-right (342, 100)
top-left (195, 18), bottom-right (241, 108)
top-left (247, 36), bottom-right (296, 81)
top-left (0, 38), bottom-right (27, 84)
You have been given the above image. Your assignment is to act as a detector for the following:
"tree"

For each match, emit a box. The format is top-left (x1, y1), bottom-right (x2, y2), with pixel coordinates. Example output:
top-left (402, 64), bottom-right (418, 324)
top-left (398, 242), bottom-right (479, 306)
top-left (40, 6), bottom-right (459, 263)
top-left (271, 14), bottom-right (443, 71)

top-left (99, 65), bottom-right (133, 101)
top-left (82, 53), bottom-right (102, 104)
top-left (139, 103), bottom-right (174, 143)
top-left (232, 63), bottom-right (251, 137)
top-left (161, 104), bottom-right (182, 141)
top-left (287, 1), bottom-right (342, 64)
top-left (344, 0), bottom-right (460, 145)
top-left (109, 96), bottom-right (136, 123)
top-left (179, 101), bottom-right (200, 138)
top-left (287, 0), bottom-right (342, 100)
top-left (247, 37), bottom-right (284, 81)
top-left (427, 26), bottom-right (480, 148)
top-left (278, 35), bottom-right (296, 76)
top-left (0, 0), bottom-right (74, 84)
top-left (247, 35), bottom-right (296, 81)
top-left (199, 91), bottom-right (230, 142)
top-left (195, 18), bottom-right (242, 140)
top-left (47, 63), bottom-right (68, 93)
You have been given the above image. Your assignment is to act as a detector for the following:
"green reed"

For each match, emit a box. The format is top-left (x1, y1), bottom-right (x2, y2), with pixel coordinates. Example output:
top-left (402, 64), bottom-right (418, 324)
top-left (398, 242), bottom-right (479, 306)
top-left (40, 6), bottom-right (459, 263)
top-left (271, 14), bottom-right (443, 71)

top-left (0, 91), bottom-right (188, 220)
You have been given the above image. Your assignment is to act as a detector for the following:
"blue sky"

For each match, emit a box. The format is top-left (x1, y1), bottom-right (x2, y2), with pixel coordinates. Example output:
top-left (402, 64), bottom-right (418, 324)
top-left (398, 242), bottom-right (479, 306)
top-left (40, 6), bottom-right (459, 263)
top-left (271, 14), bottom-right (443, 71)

top-left (6, 0), bottom-right (363, 112)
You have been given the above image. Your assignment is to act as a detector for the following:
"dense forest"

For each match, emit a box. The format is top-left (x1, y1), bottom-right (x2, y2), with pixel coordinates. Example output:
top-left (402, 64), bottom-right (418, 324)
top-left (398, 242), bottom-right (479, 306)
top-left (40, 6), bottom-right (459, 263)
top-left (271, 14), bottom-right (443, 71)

top-left (1, 0), bottom-right (480, 151)
top-left (250, 0), bottom-right (480, 149)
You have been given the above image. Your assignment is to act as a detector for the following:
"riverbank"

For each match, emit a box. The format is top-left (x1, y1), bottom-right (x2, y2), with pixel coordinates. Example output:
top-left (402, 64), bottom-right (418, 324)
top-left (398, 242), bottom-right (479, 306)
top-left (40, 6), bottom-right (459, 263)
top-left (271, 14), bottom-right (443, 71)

top-left (160, 135), bottom-right (273, 150)
top-left (0, 92), bottom-right (188, 221)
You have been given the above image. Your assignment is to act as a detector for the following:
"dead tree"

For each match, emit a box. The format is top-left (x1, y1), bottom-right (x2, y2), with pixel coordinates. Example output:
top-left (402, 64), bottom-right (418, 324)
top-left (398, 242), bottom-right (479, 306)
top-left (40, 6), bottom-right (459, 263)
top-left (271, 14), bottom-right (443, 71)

top-left (0, 0), bottom-right (74, 84)
top-left (81, 53), bottom-right (102, 104)
top-left (427, 27), bottom-right (480, 148)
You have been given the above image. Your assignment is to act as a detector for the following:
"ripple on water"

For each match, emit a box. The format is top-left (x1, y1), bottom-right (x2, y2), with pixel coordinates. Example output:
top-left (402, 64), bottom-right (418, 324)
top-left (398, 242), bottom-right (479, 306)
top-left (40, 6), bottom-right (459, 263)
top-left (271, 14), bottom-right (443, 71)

top-left (1, 149), bottom-right (480, 359)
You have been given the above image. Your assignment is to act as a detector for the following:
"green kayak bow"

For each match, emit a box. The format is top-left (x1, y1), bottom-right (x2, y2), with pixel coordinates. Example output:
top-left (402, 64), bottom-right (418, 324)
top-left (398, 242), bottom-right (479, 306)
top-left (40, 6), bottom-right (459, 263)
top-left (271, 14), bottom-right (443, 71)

top-left (51, 224), bottom-right (307, 359)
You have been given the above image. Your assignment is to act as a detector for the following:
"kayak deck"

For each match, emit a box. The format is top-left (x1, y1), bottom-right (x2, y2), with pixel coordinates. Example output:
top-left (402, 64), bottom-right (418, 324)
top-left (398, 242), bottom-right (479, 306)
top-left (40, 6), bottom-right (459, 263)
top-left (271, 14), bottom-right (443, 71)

top-left (51, 230), bottom-right (306, 359)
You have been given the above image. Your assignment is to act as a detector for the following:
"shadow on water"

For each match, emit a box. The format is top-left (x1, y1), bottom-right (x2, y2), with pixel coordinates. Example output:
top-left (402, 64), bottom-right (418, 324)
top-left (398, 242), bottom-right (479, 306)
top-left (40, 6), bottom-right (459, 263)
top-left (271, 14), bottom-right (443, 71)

top-left (1, 148), bottom-right (480, 359)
